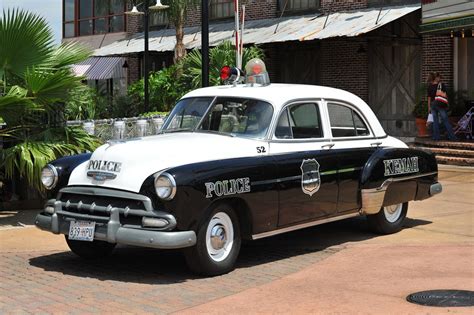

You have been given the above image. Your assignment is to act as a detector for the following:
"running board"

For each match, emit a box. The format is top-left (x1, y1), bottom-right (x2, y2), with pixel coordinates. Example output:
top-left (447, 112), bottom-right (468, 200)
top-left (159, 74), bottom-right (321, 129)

top-left (251, 212), bottom-right (361, 240)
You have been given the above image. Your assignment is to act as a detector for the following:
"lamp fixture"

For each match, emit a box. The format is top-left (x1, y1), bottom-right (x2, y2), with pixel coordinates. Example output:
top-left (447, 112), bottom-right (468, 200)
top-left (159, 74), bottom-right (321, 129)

top-left (125, 5), bottom-right (145, 15)
top-left (450, 30), bottom-right (453, 38)
top-left (149, 0), bottom-right (169, 11)
top-left (461, 29), bottom-right (465, 38)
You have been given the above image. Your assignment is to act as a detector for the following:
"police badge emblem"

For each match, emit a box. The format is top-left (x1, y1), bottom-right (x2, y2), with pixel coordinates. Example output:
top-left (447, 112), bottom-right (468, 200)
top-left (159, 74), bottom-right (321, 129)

top-left (300, 159), bottom-right (321, 196)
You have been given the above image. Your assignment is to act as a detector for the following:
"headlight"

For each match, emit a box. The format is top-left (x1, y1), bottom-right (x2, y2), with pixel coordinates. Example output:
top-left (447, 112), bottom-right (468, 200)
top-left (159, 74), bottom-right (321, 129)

top-left (154, 172), bottom-right (176, 200)
top-left (41, 164), bottom-right (58, 190)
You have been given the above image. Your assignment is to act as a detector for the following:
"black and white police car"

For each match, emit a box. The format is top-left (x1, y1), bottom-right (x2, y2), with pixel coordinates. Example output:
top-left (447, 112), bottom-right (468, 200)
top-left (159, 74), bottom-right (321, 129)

top-left (36, 59), bottom-right (442, 276)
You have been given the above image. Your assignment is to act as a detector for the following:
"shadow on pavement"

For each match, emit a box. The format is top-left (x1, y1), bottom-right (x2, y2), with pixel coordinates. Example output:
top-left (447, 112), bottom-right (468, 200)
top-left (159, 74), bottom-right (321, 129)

top-left (0, 209), bottom-right (41, 228)
top-left (29, 216), bottom-right (431, 284)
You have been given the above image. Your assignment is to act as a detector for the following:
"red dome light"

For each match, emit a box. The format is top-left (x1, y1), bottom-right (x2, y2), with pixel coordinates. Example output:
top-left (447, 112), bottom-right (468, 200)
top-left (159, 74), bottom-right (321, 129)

top-left (220, 66), bottom-right (231, 81)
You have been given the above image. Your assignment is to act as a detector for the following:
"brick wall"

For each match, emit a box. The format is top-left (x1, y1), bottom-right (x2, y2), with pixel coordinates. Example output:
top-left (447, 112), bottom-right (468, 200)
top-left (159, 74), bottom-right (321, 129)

top-left (126, 14), bottom-right (143, 36)
top-left (127, 56), bottom-right (141, 85)
top-left (320, 39), bottom-right (369, 101)
top-left (320, 0), bottom-right (368, 13)
top-left (186, 0), bottom-right (278, 27)
top-left (421, 35), bottom-right (453, 87)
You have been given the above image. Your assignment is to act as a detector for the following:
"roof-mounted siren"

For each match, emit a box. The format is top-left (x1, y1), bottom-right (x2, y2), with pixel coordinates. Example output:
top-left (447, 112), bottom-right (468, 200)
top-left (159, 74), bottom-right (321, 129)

top-left (220, 66), bottom-right (244, 85)
top-left (245, 58), bottom-right (270, 86)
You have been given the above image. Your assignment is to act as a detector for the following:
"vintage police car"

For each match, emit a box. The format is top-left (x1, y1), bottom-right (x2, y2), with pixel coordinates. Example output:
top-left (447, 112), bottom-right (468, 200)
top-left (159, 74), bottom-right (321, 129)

top-left (36, 59), bottom-right (442, 276)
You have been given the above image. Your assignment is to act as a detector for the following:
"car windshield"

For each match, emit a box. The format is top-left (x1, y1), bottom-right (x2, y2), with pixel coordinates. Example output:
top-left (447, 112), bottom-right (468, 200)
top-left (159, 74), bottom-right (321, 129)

top-left (162, 97), bottom-right (274, 139)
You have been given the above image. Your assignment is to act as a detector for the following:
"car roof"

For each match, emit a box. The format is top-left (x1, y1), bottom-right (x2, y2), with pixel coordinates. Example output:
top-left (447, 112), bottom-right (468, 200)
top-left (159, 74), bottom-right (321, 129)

top-left (182, 83), bottom-right (387, 137)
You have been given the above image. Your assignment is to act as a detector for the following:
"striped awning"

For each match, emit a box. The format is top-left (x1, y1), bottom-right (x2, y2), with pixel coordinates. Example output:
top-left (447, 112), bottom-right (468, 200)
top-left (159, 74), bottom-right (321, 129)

top-left (72, 57), bottom-right (126, 80)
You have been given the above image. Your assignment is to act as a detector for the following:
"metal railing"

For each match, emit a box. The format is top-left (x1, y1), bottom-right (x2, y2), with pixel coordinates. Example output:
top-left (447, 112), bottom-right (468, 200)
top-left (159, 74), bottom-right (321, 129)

top-left (66, 116), bottom-right (167, 141)
top-left (0, 116), bottom-right (166, 147)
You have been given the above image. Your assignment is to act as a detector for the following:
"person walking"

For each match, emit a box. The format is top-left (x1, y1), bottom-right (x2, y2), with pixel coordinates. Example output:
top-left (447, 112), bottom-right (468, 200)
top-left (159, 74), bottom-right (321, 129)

top-left (430, 73), bottom-right (457, 141)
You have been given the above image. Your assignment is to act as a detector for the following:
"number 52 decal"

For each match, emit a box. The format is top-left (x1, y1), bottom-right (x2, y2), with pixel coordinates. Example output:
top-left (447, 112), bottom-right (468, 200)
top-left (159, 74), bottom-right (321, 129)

top-left (256, 146), bottom-right (266, 154)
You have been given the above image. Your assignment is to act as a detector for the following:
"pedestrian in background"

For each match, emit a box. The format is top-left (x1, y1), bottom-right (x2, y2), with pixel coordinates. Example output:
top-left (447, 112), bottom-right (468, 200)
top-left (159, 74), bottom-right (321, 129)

top-left (430, 73), bottom-right (457, 141)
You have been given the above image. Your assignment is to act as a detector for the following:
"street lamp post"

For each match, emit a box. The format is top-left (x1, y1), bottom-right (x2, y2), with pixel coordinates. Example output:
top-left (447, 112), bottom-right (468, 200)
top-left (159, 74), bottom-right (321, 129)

top-left (202, 0), bottom-right (209, 87)
top-left (143, 0), bottom-right (150, 112)
top-left (126, 1), bottom-right (168, 113)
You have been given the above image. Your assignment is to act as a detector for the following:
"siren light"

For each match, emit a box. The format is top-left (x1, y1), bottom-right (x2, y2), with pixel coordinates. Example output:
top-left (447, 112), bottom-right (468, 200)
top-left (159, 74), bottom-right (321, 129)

top-left (220, 66), bottom-right (244, 84)
top-left (245, 58), bottom-right (270, 86)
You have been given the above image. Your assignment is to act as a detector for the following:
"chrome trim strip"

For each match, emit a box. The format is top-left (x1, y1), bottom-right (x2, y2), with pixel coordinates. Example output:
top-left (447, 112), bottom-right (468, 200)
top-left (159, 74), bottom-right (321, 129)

top-left (251, 212), bottom-right (360, 240)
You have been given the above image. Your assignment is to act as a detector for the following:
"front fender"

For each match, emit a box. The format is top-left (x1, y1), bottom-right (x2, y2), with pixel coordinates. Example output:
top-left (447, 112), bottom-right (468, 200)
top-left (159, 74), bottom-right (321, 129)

top-left (48, 153), bottom-right (92, 197)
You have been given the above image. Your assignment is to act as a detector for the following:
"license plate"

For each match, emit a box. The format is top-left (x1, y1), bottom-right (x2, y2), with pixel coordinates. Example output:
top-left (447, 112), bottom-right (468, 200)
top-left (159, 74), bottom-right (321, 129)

top-left (68, 221), bottom-right (95, 242)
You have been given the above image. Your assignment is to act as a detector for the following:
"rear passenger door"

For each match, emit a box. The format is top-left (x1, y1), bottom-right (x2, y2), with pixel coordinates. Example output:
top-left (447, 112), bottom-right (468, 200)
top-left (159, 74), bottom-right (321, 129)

top-left (269, 101), bottom-right (339, 227)
top-left (326, 101), bottom-right (378, 213)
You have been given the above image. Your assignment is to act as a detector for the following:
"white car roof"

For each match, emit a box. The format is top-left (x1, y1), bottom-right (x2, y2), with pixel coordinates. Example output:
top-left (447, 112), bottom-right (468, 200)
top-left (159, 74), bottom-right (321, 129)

top-left (182, 83), bottom-right (387, 138)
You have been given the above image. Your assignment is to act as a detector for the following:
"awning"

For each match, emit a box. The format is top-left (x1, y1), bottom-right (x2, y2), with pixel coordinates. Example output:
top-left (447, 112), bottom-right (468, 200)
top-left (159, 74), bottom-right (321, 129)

top-left (72, 57), bottom-right (126, 80)
top-left (94, 4), bottom-right (420, 57)
top-left (420, 15), bottom-right (474, 34)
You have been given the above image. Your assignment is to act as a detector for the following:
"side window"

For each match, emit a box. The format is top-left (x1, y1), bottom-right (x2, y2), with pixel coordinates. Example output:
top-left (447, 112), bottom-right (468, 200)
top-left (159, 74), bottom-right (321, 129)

top-left (328, 103), bottom-right (370, 137)
top-left (275, 103), bottom-right (323, 139)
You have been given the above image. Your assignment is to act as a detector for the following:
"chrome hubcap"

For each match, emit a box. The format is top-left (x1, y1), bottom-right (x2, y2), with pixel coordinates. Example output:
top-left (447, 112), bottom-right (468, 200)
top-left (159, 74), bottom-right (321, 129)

top-left (383, 203), bottom-right (403, 223)
top-left (210, 224), bottom-right (227, 250)
top-left (205, 212), bottom-right (234, 262)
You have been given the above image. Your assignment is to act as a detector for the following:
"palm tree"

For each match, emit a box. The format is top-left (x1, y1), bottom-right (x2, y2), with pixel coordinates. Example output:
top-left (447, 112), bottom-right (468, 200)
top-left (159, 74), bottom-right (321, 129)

top-left (0, 9), bottom-right (101, 192)
top-left (183, 41), bottom-right (265, 89)
top-left (161, 0), bottom-right (199, 63)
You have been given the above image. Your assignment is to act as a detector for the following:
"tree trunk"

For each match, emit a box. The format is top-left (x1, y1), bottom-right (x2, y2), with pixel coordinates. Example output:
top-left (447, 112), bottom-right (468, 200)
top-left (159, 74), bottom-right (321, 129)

top-left (173, 8), bottom-right (187, 64)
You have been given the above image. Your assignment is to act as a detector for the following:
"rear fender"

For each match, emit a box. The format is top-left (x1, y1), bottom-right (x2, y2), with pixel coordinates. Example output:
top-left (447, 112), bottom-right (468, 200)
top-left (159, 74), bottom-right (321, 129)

top-left (359, 147), bottom-right (438, 215)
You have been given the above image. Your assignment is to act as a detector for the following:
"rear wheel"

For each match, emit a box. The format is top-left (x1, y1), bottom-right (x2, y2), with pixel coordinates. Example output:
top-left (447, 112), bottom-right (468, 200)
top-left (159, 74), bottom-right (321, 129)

top-left (65, 235), bottom-right (116, 259)
top-left (185, 204), bottom-right (241, 276)
top-left (367, 202), bottom-right (408, 234)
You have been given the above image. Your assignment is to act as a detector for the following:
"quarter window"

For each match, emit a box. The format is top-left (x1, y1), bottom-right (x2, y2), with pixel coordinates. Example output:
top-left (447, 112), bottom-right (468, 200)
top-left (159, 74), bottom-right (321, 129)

top-left (275, 103), bottom-right (323, 139)
top-left (328, 103), bottom-right (370, 137)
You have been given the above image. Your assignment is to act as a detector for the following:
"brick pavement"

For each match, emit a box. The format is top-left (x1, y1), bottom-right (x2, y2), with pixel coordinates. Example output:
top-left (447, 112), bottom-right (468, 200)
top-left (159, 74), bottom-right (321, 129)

top-left (1, 166), bottom-right (472, 314)
top-left (0, 217), bottom-right (370, 314)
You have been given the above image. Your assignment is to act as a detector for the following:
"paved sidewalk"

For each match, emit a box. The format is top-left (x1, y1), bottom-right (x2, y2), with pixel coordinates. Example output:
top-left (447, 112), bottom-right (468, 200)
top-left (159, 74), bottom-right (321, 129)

top-left (0, 167), bottom-right (473, 314)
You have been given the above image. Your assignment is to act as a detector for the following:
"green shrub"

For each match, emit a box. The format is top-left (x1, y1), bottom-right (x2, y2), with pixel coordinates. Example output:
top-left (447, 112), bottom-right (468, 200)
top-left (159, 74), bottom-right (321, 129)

top-left (128, 64), bottom-right (188, 114)
top-left (140, 111), bottom-right (169, 117)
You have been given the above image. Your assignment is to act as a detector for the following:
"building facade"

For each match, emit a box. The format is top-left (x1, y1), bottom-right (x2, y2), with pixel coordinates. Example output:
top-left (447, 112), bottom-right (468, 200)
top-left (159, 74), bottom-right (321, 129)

top-left (64, 0), bottom-right (458, 137)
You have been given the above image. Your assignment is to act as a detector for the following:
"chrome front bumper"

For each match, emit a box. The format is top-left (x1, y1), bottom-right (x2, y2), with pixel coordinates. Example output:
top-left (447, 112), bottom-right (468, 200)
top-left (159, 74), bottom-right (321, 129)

top-left (35, 205), bottom-right (196, 250)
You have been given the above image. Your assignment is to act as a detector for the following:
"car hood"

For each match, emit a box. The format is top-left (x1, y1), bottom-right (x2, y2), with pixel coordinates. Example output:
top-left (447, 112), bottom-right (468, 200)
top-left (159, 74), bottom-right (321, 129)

top-left (68, 132), bottom-right (267, 193)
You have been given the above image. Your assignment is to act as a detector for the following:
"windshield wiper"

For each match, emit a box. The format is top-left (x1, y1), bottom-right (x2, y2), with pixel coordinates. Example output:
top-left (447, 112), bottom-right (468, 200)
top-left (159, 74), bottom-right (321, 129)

top-left (195, 130), bottom-right (235, 137)
top-left (161, 128), bottom-right (193, 134)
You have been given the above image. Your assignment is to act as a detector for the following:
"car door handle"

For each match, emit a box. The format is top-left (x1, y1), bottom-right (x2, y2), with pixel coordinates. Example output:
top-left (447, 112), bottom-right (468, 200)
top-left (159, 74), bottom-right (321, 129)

top-left (321, 143), bottom-right (335, 150)
top-left (371, 142), bottom-right (382, 147)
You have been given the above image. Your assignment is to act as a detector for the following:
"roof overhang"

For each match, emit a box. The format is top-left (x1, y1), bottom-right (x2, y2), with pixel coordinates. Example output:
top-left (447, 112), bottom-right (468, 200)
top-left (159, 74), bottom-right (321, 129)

top-left (420, 15), bottom-right (474, 34)
top-left (93, 4), bottom-right (420, 57)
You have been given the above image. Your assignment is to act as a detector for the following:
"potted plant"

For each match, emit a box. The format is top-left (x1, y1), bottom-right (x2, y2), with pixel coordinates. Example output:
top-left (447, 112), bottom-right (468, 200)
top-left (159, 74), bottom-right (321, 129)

top-left (412, 100), bottom-right (429, 137)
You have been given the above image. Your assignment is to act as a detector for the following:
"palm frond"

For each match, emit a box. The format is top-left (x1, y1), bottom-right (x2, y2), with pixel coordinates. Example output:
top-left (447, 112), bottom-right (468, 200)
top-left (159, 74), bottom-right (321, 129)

top-left (24, 68), bottom-right (82, 106)
top-left (0, 9), bottom-right (54, 79)
top-left (0, 128), bottom-right (101, 191)
top-left (43, 41), bottom-right (92, 69)
top-left (0, 85), bottom-right (39, 126)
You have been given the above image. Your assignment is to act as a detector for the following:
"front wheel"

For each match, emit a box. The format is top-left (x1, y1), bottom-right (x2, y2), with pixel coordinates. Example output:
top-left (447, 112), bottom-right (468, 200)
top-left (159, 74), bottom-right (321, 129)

top-left (184, 204), bottom-right (241, 276)
top-left (366, 202), bottom-right (408, 234)
top-left (65, 235), bottom-right (116, 259)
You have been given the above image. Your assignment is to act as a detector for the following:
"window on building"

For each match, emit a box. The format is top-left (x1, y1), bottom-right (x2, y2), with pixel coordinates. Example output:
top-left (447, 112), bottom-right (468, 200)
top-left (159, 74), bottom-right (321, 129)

top-left (150, 11), bottom-right (168, 27)
top-left (328, 103), bottom-right (370, 137)
top-left (63, 0), bottom-right (126, 38)
top-left (210, 0), bottom-right (234, 19)
top-left (278, 0), bottom-right (320, 12)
